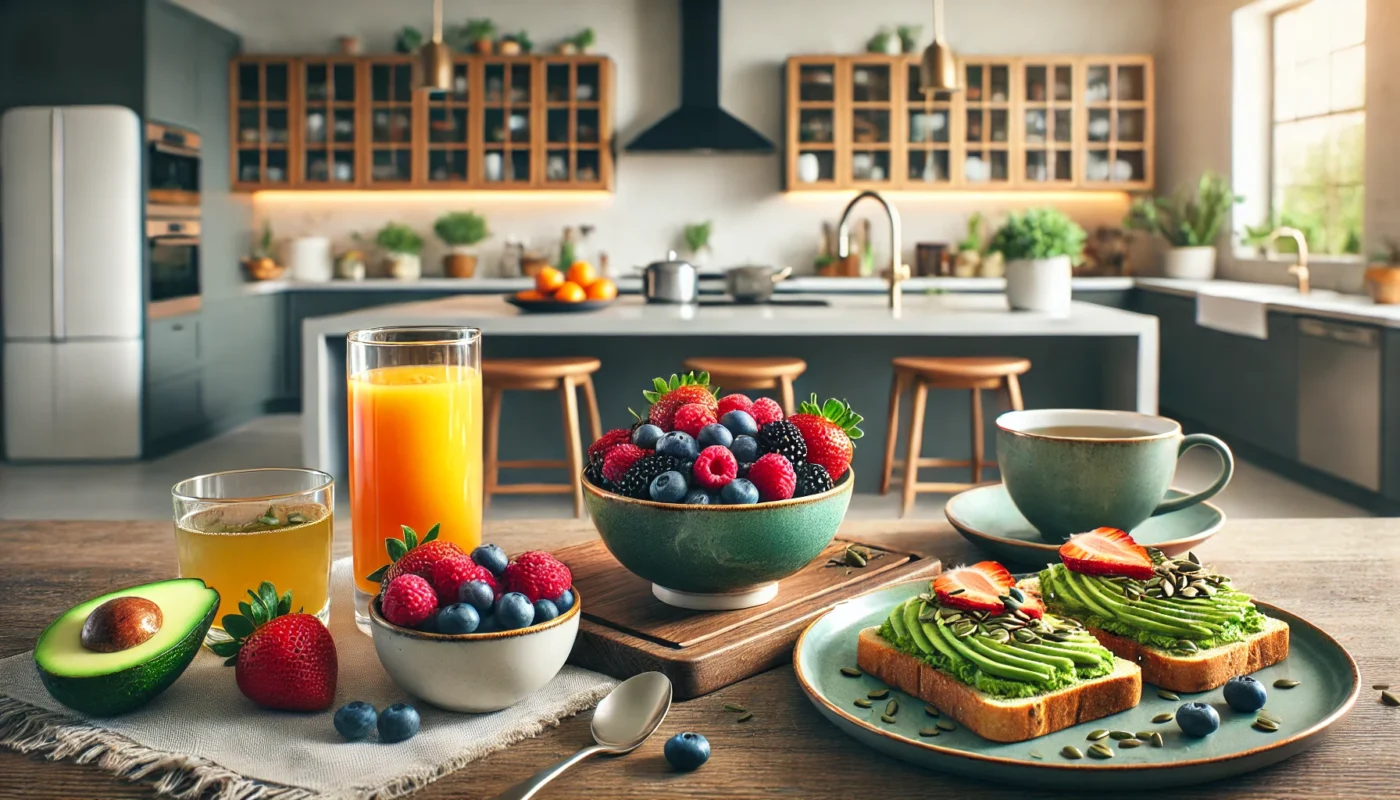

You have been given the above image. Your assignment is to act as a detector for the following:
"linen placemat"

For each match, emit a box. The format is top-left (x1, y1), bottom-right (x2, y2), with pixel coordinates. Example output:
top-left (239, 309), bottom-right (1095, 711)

top-left (0, 558), bottom-right (617, 799)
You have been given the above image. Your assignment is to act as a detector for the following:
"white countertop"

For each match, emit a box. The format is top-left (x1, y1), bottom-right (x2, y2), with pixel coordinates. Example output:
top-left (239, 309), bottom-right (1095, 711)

top-left (1136, 278), bottom-right (1400, 328)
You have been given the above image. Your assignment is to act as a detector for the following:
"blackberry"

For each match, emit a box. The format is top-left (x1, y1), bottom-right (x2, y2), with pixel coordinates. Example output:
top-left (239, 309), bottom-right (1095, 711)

top-left (794, 462), bottom-right (834, 497)
top-left (583, 459), bottom-right (611, 491)
top-left (756, 420), bottom-right (807, 465)
top-left (616, 453), bottom-right (683, 499)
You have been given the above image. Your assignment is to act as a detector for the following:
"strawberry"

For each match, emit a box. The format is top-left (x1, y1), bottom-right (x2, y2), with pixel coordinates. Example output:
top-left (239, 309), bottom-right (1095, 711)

top-left (381, 574), bottom-right (439, 627)
top-left (588, 428), bottom-right (634, 462)
top-left (1059, 527), bottom-right (1157, 581)
top-left (644, 372), bottom-right (717, 430)
top-left (747, 453), bottom-right (796, 501)
top-left (787, 395), bottom-right (864, 482)
top-left (503, 551), bottom-right (573, 603)
top-left (602, 443), bottom-right (647, 483)
top-left (933, 561), bottom-right (1015, 615)
top-left (365, 523), bottom-right (465, 586)
top-left (717, 393), bottom-right (753, 417)
top-left (672, 403), bottom-right (717, 438)
top-left (749, 397), bottom-right (784, 426)
top-left (209, 582), bottom-right (337, 711)
top-left (430, 555), bottom-right (500, 605)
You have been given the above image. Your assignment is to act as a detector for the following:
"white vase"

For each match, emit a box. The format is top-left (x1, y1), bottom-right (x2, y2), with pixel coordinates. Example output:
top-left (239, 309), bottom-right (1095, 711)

top-left (386, 252), bottom-right (421, 280)
top-left (1005, 255), bottom-right (1072, 316)
top-left (286, 237), bottom-right (332, 283)
top-left (1162, 245), bottom-right (1217, 280)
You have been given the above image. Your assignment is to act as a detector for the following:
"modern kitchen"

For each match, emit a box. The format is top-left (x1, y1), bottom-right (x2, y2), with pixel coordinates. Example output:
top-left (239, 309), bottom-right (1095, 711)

top-left (0, 0), bottom-right (1396, 798)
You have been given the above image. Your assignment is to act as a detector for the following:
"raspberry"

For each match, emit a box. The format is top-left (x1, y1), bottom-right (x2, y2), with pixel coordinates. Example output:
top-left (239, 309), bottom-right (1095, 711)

top-left (672, 403), bottom-right (717, 438)
top-left (588, 428), bottom-right (634, 463)
top-left (381, 574), bottom-right (438, 627)
top-left (750, 397), bottom-right (784, 426)
top-left (747, 453), bottom-right (796, 501)
top-left (602, 444), bottom-right (647, 483)
top-left (429, 555), bottom-right (499, 605)
top-left (717, 394), bottom-right (754, 417)
top-left (692, 445), bottom-right (738, 490)
top-left (503, 551), bottom-right (574, 603)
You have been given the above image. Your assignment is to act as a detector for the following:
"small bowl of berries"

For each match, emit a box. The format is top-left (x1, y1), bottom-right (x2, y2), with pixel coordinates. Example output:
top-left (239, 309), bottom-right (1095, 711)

top-left (583, 373), bottom-right (859, 611)
top-left (368, 535), bottom-right (580, 713)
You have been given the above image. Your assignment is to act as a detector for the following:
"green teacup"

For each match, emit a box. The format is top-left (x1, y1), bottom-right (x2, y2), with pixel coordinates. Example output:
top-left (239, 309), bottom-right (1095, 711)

top-left (995, 409), bottom-right (1233, 542)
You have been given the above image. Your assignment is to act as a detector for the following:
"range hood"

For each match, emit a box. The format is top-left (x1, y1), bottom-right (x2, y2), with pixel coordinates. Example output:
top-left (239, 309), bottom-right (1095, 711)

top-left (626, 0), bottom-right (775, 154)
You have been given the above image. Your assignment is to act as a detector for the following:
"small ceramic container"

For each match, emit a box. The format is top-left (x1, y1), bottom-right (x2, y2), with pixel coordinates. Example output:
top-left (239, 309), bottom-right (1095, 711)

top-left (369, 591), bottom-right (581, 713)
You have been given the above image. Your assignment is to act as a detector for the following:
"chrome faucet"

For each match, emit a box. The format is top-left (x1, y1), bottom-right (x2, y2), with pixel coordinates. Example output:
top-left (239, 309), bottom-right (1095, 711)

top-left (1265, 226), bottom-right (1310, 295)
top-left (837, 191), bottom-right (910, 315)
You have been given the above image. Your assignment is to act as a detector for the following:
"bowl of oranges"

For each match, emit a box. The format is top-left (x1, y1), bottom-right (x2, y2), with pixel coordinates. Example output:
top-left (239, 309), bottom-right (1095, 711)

top-left (510, 261), bottom-right (618, 312)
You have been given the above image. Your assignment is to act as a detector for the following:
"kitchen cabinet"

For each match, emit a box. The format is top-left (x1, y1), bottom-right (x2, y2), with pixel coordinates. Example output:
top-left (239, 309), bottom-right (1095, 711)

top-left (145, 0), bottom-right (200, 129)
top-left (147, 315), bottom-right (201, 383)
top-left (1296, 318), bottom-right (1381, 491)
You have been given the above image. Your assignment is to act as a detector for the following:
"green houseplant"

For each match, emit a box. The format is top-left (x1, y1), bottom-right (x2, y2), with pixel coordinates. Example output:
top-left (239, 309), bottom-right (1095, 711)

top-left (434, 212), bottom-right (490, 278)
top-left (376, 223), bottom-right (423, 280)
top-left (989, 209), bottom-right (1086, 316)
top-left (462, 18), bottom-right (496, 54)
top-left (683, 221), bottom-right (712, 266)
top-left (1125, 170), bottom-right (1240, 279)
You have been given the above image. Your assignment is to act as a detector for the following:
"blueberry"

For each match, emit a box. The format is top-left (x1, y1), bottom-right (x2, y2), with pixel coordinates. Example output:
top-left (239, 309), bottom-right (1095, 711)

top-left (377, 703), bottom-right (421, 743)
top-left (720, 410), bottom-right (758, 437)
top-left (534, 598), bottom-right (560, 622)
top-left (631, 423), bottom-right (664, 450)
top-left (495, 592), bottom-right (536, 630)
top-left (553, 589), bottom-right (575, 609)
top-left (684, 489), bottom-right (712, 505)
top-left (471, 543), bottom-right (509, 576)
top-left (1223, 675), bottom-right (1268, 712)
top-left (730, 434), bottom-right (759, 463)
top-left (417, 613), bottom-right (439, 633)
top-left (664, 732), bottom-right (711, 771)
top-left (656, 430), bottom-right (700, 461)
top-left (436, 603), bottom-right (480, 634)
top-left (720, 478), bottom-right (759, 505)
top-left (475, 613), bottom-right (500, 633)
top-left (457, 579), bottom-right (496, 613)
top-left (1175, 701), bottom-right (1220, 737)
top-left (333, 701), bottom-right (377, 740)
top-left (697, 423), bottom-right (733, 449)
top-left (649, 470), bottom-right (689, 503)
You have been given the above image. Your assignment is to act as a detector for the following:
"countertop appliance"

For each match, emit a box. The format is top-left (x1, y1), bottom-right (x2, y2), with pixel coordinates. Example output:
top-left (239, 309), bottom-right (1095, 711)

top-left (2, 106), bottom-right (144, 460)
top-left (643, 251), bottom-right (699, 304)
top-left (1297, 317), bottom-right (1380, 491)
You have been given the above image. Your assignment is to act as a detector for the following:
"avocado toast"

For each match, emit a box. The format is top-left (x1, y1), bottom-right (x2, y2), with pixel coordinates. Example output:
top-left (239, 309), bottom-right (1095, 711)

top-left (1024, 527), bottom-right (1289, 693)
top-left (857, 561), bottom-right (1141, 742)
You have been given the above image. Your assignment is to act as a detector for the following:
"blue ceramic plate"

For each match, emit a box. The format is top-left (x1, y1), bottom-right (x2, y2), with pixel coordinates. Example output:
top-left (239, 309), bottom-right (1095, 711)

top-left (794, 581), bottom-right (1358, 791)
top-left (505, 296), bottom-right (613, 313)
top-left (945, 483), bottom-right (1225, 569)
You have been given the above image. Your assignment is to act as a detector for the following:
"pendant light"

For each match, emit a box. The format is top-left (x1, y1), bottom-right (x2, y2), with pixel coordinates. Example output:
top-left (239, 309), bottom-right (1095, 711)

top-left (919, 0), bottom-right (960, 94)
top-left (416, 0), bottom-right (452, 93)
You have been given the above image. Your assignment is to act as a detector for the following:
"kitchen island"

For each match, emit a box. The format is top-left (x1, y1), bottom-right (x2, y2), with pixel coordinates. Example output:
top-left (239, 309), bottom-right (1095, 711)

top-left (302, 294), bottom-right (1158, 490)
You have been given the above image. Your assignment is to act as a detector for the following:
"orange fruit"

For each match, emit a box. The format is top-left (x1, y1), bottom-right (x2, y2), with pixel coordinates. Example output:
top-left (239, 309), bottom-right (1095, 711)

top-left (585, 278), bottom-right (617, 301)
top-left (554, 281), bottom-right (586, 303)
top-left (566, 261), bottom-right (597, 288)
top-left (515, 289), bottom-right (545, 301)
top-left (535, 266), bottom-right (565, 294)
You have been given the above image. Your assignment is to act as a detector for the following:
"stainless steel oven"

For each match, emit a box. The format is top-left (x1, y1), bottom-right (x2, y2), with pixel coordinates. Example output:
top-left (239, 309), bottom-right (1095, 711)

top-left (147, 122), bottom-right (200, 215)
top-left (148, 217), bottom-right (200, 305)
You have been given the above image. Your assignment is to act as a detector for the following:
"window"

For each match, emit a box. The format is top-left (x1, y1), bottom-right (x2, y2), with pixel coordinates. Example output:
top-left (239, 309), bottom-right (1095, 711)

top-left (1271, 0), bottom-right (1365, 255)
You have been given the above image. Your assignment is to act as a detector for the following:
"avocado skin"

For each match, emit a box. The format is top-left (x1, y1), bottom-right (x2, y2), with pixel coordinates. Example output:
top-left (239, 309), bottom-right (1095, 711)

top-left (35, 599), bottom-right (217, 716)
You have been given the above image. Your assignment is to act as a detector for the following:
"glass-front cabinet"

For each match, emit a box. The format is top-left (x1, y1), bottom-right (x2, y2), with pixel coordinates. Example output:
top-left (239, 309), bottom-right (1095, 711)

top-left (905, 63), bottom-right (953, 186)
top-left (299, 59), bottom-right (358, 186)
top-left (1083, 56), bottom-right (1152, 189)
top-left (847, 58), bottom-right (897, 188)
top-left (231, 58), bottom-right (291, 189)
top-left (481, 58), bottom-right (535, 187)
top-left (1019, 59), bottom-right (1076, 185)
top-left (426, 61), bottom-right (472, 185)
top-left (961, 60), bottom-right (1011, 186)
top-left (786, 57), bottom-right (839, 188)
top-left (367, 59), bottom-right (416, 186)
top-left (542, 58), bottom-right (610, 188)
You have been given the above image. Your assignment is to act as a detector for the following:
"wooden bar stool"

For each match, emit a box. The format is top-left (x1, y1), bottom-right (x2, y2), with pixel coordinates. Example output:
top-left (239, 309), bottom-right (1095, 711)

top-left (681, 357), bottom-right (807, 415)
top-left (483, 357), bottom-right (603, 518)
top-left (881, 356), bottom-right (1030, 517)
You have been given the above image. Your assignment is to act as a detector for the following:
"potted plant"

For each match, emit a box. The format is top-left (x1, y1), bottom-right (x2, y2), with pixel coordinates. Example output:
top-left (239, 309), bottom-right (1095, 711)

top-left (463, 18), bottom-right (495, 54)
top-left (241, 220), bottom-right (284, 281)
top-left (952, 212), bottom-right (984, 277)
top-left (896, 24), bottom-right (922, 54)
top-left (988, 208), bottom-right (1086, 316)
top-left (866, 29), bottom-right (899, 55)
top-left (683, 221), bottom-right (712, 267)
top-left (376, 223), bottom-right (423, 280)
top-left (394, 26), bottom-right (422, 54)
top-left (557, 28), bottom-right (594, 54)
top-left (1366, 239), bottom-right (1400, 305)
top-left (434, 212), bottom-right (490, 278)
top-left (1125, 170), bottom-right (1240, 280)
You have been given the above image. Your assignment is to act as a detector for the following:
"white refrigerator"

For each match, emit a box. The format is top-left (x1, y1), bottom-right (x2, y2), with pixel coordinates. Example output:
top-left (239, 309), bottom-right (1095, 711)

top-left (2, 106), bottom-right (144, 460)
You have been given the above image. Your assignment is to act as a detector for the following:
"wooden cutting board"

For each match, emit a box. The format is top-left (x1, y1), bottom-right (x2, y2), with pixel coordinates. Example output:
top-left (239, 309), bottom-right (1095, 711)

top-left (561, 538), bottom-right (941, 699)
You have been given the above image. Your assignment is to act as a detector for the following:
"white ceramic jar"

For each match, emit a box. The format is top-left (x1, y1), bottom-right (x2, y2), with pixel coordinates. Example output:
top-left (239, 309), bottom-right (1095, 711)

top-left (1005, 255), bottom-right (1072, 317)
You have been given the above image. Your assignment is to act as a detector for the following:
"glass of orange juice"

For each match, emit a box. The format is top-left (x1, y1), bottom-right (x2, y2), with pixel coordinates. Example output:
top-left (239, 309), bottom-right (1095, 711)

top-left (347, 326), bottom-right (483, 632)
top-left (172, 468), bottom-right (334, 644)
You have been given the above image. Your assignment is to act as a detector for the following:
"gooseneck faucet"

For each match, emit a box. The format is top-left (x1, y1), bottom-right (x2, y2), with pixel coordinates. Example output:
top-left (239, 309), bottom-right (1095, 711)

top-left (837, 191), bottom-right (909, 315)
top-left (1265, 226), bottom-right (1310, 295)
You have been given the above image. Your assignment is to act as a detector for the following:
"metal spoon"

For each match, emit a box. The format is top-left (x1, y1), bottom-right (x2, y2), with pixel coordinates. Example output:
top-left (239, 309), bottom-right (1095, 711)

top-left (490, 672), bottom-right (673, 800)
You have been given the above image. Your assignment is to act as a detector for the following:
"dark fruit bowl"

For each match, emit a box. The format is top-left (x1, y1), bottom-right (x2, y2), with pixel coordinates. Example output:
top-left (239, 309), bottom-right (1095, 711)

top-left (506, 296), bottom-right (614, 313)
top-left (583, 470), bottom-right (854, 609)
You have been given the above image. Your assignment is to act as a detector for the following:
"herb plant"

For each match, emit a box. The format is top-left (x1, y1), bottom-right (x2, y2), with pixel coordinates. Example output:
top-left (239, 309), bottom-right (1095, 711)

top-left (683, 221), bottom-right (712, 254)
top-left (1125, 170), bottom-right (1241, 247)
top-left (988, 209), bottom-right (1087, 262)
top-left (433, 212), bottom-right (489, 247)
top-left (376, 223), bottom-right (423, 256)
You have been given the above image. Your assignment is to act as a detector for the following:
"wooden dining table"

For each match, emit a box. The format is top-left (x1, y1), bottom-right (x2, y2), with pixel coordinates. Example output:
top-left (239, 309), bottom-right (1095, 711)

top-left (1, 517), bottom-right (1395, 799)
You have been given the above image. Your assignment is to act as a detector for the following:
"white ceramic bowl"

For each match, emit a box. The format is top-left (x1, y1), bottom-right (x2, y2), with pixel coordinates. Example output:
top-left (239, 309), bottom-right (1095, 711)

top-left (368, 590), bottom-right (581, 713)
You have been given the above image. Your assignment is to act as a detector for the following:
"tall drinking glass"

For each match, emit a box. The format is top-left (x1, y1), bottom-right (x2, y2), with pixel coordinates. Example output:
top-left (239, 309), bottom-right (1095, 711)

top-left (173, 468), bottom-right (334, 644)
top-left (348, 326), bottom-right (483, 631)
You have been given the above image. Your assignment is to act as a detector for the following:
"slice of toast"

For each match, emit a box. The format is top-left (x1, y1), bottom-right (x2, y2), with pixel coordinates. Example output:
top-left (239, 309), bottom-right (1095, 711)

top-left (856, 627), bottom-right (1142, 743)
top-left (1017, 577), bottom-right (1290, 693)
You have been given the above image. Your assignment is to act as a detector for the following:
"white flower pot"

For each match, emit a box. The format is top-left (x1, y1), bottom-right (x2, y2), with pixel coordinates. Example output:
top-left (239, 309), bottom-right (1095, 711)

top-left (386, 252), bottom-right (421, 280)
top-left (1162, 245), bottom-right (1217, 280)
top-left (1005, 255), bottom-right (1072, 317)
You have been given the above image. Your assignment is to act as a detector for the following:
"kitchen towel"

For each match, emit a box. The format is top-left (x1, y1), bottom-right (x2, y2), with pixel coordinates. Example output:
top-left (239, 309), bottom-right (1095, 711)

top-left (0, 558), bottom-right (617, 799)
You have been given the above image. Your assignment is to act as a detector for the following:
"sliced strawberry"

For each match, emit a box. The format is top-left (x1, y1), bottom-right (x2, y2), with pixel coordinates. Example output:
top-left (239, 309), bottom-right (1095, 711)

top-left (1059, 527), bottom-right (1157, 580)
top-left (933, 561), bottom-right (1015, 614)
top-left (1013, 590), bottom-right (1046, 620)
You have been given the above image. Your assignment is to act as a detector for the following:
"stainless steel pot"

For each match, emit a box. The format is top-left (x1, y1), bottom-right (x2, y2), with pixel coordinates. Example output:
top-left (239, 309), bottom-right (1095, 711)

top-left (724, 265), bottom-right (792, 303)
top-left (643, 251), bottom-right (698, 304)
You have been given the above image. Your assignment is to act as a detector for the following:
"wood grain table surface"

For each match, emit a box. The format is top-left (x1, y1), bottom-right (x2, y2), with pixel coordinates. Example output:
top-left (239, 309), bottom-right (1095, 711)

top-left (1, 517), bottom-right (1395, 799)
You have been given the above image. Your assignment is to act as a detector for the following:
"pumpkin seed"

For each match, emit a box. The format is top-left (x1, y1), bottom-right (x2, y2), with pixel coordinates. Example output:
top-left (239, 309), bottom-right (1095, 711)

top-left (1152, 712), bottom-right (1175, 724)
top-left (867, 688), bottom-right (890, 699)
top-left (885, 699), bottom-right (899, 716)
top-left (1014, 628), bottom-right (1039, 643)
top-left (1382, 691), bottom-right (1400, 707)
top-left (1030, 750), bottom-right (1043, 760)
top-left (1009, 586), bottom-right (1026, 603)
top-left (1173, 640), bottom-right (1199, 654)
top-left (1160, 580), bottom-right (1175, 598)
top-left (1252, 718), bottom-right (1279, 732)
top-left (1108, 730), bottom-right (1135, 740)
top-left (840, 667), bottom-right (862, 677)
top-left (1061, 746), bottom-right (1083, 760)
top-left (1174, 561), bottom-right (1201, 573)
top-left (1119, 739), bottom-right (1143, 749)
top-left (1187, 551), bottom-right (1201, 565)
top-left (1087, 742), bottom-right (1115, 759)
top-left (988, 628), bottom-right (1012, 644)
top-left (1086, 729), bottom-right (1110, 741)
top-left (1273, 679), bottom-right (1301, 689)
top-left (1257, 709), bottom-right (1280, 724)
top-left (936, 719), bottom-right (957, 731)
top-left (723, 704), bottom-right (747, 713)
top-left (924, 704), bottom-right (940, 717)
top-left (880, 714), bottom-right (896, 724)
top-left (1150, 732), bottom-right (1164, 748)
top-left (947, 588), bottom-right (966, 596)
top-left (1157, 689), bottom-right (1180, 701)
top-left (854, 699), bottom-right (872, 709)
top-left (1135, 730), bottom-right (1156, 740)
top-left (1179, 587), bottom-right (1200, 599)
top-left (846, 549), bottom-right (868, 567)
top-left (918, 727), bottom-right (940, 737)
top-left (1372, 683), bottom-right (1390, 690)
top-left (737, 711), bottom-right (753, 722)
top-left (953, 622), bottom-right (976, 638)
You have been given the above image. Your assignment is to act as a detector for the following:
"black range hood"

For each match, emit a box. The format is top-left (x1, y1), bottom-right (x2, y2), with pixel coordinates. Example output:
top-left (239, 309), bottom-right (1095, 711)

top-left (625, 0), bottom-right (775, 154)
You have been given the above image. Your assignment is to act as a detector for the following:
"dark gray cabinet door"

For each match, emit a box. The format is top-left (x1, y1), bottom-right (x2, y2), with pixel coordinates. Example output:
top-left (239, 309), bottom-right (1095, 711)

top-left (145, 0), bottom-right (199, 128)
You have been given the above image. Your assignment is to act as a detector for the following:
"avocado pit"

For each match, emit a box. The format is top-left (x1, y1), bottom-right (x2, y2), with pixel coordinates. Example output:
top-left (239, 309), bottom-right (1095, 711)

top-left (81, 596), bottom-right (163, 653)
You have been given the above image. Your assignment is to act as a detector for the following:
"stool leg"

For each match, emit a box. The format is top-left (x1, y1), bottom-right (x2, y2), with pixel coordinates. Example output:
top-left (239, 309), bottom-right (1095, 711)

top-left (580, 374), bottom-right (603, 443)
top-left (484, 386), bottom-right (504, 512)
top-left (901, 379), bottom-right (928, 518)
top-left (1005, 373), bottom-right (1024, 411)
top-left (560, 376), bottom-right (585, 518)
top-left (970, 386), bottom-right (984, 484)
top-left (880, 370), bottom-right (906, 495)
top-left (779, 376), bottom-right (796, 416)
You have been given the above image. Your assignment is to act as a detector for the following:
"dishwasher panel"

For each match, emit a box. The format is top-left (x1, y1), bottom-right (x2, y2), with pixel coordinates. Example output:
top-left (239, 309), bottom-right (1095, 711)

top-left (1297, 317), bottom-right (1381, 491)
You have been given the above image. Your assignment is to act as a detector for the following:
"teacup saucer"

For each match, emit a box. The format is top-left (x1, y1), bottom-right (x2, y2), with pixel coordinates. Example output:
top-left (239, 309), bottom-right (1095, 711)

top-left (944, 483), bottom-right (1225, 569)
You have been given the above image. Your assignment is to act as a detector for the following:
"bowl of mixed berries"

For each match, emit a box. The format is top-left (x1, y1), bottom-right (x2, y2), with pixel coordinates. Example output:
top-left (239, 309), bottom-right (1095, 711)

top-left (582, 372), bottom-right (860, 610)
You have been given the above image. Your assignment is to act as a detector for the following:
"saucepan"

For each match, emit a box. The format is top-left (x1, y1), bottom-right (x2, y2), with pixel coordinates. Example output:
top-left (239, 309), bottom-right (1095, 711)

top-left (725, 265), bottom-right (792, 303)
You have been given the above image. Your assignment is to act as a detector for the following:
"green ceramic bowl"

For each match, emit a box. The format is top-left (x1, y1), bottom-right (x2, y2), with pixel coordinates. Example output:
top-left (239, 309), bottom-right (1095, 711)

top-left (583, 469), bottom-right (854, 609)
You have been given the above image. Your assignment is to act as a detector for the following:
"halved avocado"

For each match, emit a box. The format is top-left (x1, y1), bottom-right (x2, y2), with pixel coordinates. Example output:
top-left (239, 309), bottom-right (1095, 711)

top-left (34, 579), bottom-right (219, 716)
